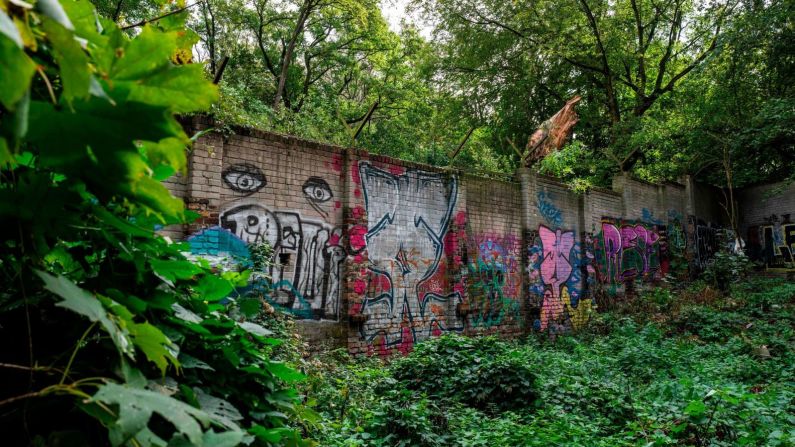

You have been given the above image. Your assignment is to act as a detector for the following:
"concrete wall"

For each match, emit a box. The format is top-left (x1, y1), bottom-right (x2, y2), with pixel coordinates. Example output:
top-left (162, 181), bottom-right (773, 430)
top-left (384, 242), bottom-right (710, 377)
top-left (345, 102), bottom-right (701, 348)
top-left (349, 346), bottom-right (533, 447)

top-left (169, 117), bottom-right (790, 355)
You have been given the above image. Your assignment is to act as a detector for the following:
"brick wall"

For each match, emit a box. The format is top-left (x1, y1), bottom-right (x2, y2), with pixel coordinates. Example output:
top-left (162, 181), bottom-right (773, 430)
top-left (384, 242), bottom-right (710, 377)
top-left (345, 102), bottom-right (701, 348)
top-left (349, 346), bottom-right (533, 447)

top-left (171, 117), bottom-right (791, 354)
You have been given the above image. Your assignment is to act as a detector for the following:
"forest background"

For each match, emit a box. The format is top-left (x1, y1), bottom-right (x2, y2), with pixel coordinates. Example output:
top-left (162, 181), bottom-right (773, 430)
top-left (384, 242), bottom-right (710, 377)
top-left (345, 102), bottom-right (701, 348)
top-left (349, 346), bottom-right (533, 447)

top-left (95, 0), bottom-right (795, 189)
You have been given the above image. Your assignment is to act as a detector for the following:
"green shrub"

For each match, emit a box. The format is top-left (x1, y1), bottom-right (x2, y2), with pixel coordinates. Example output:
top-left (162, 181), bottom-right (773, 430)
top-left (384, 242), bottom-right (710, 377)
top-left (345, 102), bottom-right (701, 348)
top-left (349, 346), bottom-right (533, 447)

top-left (702, 251), bottom-right (753, 291)
top-left (388, 335), bottom-right (538, 413)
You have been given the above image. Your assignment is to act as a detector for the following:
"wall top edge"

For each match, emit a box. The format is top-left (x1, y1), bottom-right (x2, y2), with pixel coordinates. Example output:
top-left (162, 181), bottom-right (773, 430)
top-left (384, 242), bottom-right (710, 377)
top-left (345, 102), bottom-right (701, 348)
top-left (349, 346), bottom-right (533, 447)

top-left (182, 115), bottom-right (753, 194)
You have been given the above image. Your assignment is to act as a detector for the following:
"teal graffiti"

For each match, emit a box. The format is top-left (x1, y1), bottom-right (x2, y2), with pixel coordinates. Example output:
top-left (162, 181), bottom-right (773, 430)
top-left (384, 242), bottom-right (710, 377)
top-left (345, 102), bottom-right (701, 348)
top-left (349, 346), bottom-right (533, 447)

top-left (467, 258), bottom-right (521, 328)
top-left (537, 191), bottom-right (564, 227)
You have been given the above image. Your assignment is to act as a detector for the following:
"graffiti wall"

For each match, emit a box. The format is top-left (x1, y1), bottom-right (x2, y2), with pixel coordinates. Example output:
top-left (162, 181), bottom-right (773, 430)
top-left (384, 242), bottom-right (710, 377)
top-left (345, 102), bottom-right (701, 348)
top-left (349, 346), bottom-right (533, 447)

top-left (185, 137), bottom-right (347, 321)
top-left (349, 160), bottom-right (463, 353)
top-left (736, 181), bottom-right (795, 271)
top-left (747, 216), bottom-right (795, 269)
top-left (465, 232), bottom-right (523, 330)
top-left (527, 226), bottom-right (594, 331)
top-left (461, 176), bottom-right (525, 337)
top-left (172, 118), bottom-right (791, 354)
top-left (592, 218), bottom-right (668, 287)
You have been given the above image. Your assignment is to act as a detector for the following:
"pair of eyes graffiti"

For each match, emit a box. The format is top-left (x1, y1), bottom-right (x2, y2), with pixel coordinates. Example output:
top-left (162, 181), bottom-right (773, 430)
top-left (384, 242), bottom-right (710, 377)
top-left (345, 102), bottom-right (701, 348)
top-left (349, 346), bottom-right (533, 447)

top-left (222, 163), bottom-right (333, 216)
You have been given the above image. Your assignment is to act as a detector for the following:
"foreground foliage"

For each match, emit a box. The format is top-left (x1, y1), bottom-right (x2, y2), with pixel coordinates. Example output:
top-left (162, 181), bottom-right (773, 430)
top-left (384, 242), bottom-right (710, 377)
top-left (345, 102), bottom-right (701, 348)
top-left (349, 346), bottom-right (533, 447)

top-left (0, 0), bottom-right (312, 444)
top-left (305, 278), bottom-right (795, 446)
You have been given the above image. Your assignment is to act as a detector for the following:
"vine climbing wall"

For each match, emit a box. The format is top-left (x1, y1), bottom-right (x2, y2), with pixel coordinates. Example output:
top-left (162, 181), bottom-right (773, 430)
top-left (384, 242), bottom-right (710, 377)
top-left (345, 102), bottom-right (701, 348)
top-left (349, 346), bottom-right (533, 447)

top-left (166, 117), bottom-right (791, 355)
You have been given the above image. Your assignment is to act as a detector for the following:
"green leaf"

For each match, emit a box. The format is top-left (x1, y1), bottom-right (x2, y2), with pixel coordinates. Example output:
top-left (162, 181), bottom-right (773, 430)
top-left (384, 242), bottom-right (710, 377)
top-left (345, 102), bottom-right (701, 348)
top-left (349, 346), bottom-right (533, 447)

top-left (198, 430), bottom-right (245, 447)
top-left (150, 259), bottom-right (203, 282)
top-left (238, 298), bottom-right (261, 318)
top-left (27, 98), bottom-right (183, 167)
top-left (41, 17), bottom-right (90, 104)
top-left (60, 0), bottom-right (103, 44)
top-left (167, 430), bottom-right (244, 447)
top-left (95, 206), bottom-right (154, 238)
top-left (684, 400), bottom-right (707, 417)
top-left (194, 274), bottom-right (233, 301)
top-left (248, 425), bottom-right (283, 443)
top-left (237, 321), bottom-right (273, 338)
top-left (0, 34), bottom-right (36, 109)
top-left (178, 353), bottom-right (214, 371)
top-left (36, 270), bottom-right (134, 358)
top-left (172, 303), bottom-right (203, 323)
top-left (267, 361), bottom-right (306, 383)
top-left (195, 388), bottom-right (243, 431)
top-left (109, 26), bottom-right (178, 81)
top-left (92, 383), bottom-right (211, 446)
top-left (130, 322), bottom-right (179, 374)
top-left (122, 64), bottom-right (218, 114)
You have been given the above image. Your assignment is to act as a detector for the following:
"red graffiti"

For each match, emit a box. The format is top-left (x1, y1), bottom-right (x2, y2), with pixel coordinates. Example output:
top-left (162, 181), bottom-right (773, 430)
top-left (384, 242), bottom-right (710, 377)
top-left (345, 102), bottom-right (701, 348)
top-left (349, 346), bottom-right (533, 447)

top-left (351, 161), bottom-right (361, 185)
top-left (389, 165), bottom-right (406, 176)
top-left (454, 211), bottom-right (467, 226)
top-left (349, 225), bottom-right (367, 251)
top-left (353, 278), bottom-right (367, 294)
top-left (331, 153), bottom-right (343, 172)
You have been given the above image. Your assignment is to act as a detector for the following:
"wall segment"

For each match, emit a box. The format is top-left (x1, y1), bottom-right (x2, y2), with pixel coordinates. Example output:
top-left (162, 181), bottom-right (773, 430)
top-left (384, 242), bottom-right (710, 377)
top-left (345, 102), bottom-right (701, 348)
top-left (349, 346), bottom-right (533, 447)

top-left (168, 117), bottom-right (792, 355)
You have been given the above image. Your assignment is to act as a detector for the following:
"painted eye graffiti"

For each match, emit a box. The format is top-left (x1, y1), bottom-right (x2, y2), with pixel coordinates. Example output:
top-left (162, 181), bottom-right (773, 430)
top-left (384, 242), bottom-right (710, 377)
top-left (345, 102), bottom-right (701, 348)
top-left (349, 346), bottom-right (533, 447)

top-left (303, 177), bottom-right (333, 202)
top-left (223, 163), bottom-right (266, 195)
top-left (303, 177), bottom-right (333, 216)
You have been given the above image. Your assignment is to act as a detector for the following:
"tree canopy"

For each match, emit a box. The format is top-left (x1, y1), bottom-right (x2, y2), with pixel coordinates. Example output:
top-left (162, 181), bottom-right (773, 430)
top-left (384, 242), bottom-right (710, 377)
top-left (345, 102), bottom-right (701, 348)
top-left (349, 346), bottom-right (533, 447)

top-left (88, 0), bottom-right (793, 186)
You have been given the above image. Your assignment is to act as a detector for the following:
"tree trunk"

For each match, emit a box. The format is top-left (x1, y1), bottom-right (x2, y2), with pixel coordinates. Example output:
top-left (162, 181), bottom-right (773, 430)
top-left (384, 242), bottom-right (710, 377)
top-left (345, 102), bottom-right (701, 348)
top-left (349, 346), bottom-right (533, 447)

top-left (273, 0), bottom-right (313, 110)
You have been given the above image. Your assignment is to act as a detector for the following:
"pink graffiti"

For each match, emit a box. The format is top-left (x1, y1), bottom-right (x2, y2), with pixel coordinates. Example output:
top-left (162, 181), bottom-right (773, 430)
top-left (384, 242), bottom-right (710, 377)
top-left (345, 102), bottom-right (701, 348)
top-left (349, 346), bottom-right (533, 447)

top-left (331, 153), bottom-right (343, 172)
top-left (602, 222), bottom-right (662, 283)
top-left (538, 226), bottom-right (575, 330)
top-left (352, 206), bottom-right (365, 220)
top-left (454, 211), bottom-right (467, 226)
top-left (349, 225), bottom-right (367, 251)
top-left (353, 278), bottom-right (367, 294)
top-left (444, 231), bottom-right (459, 257)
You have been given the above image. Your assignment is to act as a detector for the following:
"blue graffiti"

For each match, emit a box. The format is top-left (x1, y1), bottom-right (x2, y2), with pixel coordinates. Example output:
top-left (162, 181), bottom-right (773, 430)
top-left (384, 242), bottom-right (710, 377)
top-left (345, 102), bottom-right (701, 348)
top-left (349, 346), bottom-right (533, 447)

top-left (537, 191), bottom-right (563, 227)
top-left (187, 226), bottom-right (324, 319)
top-left (641, 208), bottom-right (663, 225)
top-left (187, 226), bottom-right (252, 266)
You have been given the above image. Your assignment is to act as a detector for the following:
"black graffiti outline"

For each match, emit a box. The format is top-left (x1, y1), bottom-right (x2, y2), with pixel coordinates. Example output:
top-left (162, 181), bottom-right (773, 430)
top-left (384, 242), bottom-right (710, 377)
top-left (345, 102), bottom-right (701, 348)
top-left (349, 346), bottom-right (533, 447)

top-left (302, 176), bottom-right (333, 218)
top-left (219, 203), bottom-right (344, 320)
top-left (357, 161), bottom-right (460, 347)
top-left (222, 163), bottom-right (267, 195)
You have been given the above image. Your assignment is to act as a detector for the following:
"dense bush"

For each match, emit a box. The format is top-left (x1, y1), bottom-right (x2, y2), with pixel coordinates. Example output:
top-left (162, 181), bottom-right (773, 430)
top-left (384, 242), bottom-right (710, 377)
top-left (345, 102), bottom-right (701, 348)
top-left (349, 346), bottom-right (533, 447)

top-left (306, 278), bottom-right (795, 446)
top-left (388, 336), bottom-right (538, 413)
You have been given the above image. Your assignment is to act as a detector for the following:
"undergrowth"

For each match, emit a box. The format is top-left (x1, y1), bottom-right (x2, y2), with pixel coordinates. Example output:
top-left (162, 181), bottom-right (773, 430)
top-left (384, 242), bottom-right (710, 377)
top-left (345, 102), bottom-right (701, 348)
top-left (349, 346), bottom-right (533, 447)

top-left (302, 278), bottom-right (795, 446)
